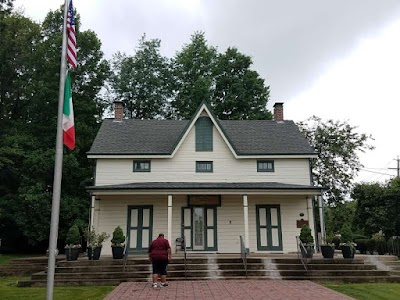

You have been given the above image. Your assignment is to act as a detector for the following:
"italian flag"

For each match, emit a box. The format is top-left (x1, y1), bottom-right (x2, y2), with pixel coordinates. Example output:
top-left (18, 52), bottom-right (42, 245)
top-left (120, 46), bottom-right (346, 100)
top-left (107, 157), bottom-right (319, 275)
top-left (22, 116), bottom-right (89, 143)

top-left (62, 71), bottom-right (75, 150)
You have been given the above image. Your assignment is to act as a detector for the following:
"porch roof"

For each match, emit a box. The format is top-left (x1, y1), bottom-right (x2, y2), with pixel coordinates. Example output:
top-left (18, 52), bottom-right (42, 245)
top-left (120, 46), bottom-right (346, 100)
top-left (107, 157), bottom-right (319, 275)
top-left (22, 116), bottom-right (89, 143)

top-left (88, 182), bottom-right (322, 195)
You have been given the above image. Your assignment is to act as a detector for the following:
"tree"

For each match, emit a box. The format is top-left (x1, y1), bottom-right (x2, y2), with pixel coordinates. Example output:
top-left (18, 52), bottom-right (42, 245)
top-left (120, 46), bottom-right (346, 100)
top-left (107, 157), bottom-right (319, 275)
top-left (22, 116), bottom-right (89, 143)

top-left (0, 5), bottom-right (109, 250)
top-left (353, 178), bottom-right (400, 237)
top-left (298, 116), bottom-right (374, 204)
top-left (324, 200), bottom-right (357, 235)
top-left (212, 47), bottom-right (271, 120)
top-left (171, 32), bottom-right (217, 119)
top-left (111, 35), bottom-right (172, 119)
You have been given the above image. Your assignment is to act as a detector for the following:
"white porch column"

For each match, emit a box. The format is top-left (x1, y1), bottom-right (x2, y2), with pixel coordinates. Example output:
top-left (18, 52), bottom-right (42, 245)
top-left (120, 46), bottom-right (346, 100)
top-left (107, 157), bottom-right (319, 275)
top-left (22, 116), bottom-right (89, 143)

top-left (243, 195), bottom-right (249, 250)
top-left (167, 195), bottom-right (173, 243)
top-left (307, 196), bottom-right (317, 244)
top-left (89, 195), bottom-right (95, 229)
top-left (318, 195), bottom-right (326, 243)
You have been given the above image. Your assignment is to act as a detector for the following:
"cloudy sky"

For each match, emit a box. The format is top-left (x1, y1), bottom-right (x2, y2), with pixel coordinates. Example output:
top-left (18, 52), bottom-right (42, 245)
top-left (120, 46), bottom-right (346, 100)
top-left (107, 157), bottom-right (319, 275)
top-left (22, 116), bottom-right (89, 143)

top-left (14, 0), bottom-right (400, 183)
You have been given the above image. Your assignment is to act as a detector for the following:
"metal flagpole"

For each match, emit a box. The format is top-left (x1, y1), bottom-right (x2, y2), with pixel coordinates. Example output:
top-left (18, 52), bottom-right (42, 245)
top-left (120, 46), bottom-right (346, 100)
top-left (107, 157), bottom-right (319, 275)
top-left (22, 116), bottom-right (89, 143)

top-left (46, 1), bottom-right (69, 299)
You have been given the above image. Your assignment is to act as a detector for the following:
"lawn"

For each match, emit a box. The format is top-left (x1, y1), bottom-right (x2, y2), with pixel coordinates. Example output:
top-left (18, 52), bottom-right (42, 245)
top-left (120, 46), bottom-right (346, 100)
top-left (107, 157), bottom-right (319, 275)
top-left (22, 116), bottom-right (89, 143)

top-left (0, 277), bottom-right (114, 300)
top-left (325, 283), bottom-right (400, 300)
top-left (0, 254), bottom-right (30, 265)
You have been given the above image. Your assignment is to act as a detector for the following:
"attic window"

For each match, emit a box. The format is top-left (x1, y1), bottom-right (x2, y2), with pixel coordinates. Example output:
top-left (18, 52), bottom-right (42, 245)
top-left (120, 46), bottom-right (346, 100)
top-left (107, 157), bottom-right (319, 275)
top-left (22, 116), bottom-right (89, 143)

top-left (133, 160), bottom-right (151, 172)
top-left (196, 161), bottom-right (213, 173)
top-left (195, 117), bottom-right (213, 151)
top-left (257, 160), bottom-right (274, 172)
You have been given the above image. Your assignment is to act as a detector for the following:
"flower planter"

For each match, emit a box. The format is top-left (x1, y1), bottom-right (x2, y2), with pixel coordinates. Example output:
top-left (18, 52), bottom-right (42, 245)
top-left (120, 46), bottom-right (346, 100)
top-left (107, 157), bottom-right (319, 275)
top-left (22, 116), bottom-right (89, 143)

top-left (65, 247), bottom-right (80, 261)
top-left (321, 245), bottom-right (335, 259)
top-left (112, 246), bottom-right (125, 259)
top-left (341, 245), bottom-right (355, 259)
top-left (300, 245), bottom-right (314, 258)
top-left (87, 246), bottom-right (102, 260)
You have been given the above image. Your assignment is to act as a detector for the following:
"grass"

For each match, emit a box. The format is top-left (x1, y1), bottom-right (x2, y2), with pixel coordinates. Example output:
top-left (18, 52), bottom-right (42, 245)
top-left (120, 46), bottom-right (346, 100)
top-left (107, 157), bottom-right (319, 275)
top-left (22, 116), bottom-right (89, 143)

top-left (0, 277), bottom-right (114, 300)
top-left (0, 255), bottom-right (29, 265)
top-left (325, 283), bottom-right (400, 300)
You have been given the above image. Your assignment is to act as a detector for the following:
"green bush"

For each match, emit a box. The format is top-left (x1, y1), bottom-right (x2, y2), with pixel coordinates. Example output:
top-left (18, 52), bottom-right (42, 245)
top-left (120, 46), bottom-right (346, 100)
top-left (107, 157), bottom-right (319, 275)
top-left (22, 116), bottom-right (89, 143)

top-left (340, 224), bottom-right (353, 244)
top-left (299, 224), bottom-right (314, 245)
top-left (366, 239), bottom-right (376, 254)
top-left (65, 224), bottom-right (81, 247)
top-left (355, 239), bottom-right (368, 254)
top-left (111, 226), bottom-right (126, 246)
top-left (332, 236), bottom-right (341, 249)
top-left (353, 234), bottom-right (368, 241)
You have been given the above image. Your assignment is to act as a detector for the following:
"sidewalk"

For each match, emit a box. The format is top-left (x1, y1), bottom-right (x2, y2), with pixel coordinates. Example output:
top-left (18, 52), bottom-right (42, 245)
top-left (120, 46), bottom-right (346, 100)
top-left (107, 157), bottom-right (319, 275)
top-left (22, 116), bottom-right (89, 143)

top-left (104, 280), bottom-right (354, 300)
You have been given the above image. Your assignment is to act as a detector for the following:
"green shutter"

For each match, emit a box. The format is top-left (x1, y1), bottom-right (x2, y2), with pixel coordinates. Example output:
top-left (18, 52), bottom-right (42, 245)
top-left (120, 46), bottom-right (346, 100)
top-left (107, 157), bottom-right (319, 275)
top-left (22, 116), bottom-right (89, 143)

top-left (196, 117), bottom-right (213, 151)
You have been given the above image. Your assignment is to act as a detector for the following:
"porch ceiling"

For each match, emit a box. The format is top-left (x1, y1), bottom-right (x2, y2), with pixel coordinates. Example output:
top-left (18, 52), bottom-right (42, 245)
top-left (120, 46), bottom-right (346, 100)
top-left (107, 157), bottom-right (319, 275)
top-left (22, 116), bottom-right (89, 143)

top-left (87, 182), bottom-right (322, 196)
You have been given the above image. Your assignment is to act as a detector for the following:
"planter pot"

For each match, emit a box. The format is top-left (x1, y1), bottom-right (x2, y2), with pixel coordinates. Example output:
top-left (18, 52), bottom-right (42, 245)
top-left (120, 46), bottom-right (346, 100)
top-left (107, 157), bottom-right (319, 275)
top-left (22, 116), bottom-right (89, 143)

top-left (65, 247), bottom-right (80, 261)
top-left (112, 246), bottom-right (125, 259)
top-left (321, 245), bottom-right (335, 259)
top-left (341, 245), bottom-right (355, 259)
top-left (88, 246), bottom-right (102, 260)
top-left (300, 245), bottom-right (314, 258)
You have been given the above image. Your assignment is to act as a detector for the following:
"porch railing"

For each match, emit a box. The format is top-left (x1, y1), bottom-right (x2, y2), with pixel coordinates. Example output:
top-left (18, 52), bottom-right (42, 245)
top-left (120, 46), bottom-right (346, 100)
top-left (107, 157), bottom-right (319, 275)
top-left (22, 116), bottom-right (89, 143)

top-left (182, 235), bottom-right (187, 279)
top-left (239, 236), bottom-right (248, 278)
top-left (123, 237), bottom-right (129, 272)
top-left (296, 236), bottom-right (308, 273)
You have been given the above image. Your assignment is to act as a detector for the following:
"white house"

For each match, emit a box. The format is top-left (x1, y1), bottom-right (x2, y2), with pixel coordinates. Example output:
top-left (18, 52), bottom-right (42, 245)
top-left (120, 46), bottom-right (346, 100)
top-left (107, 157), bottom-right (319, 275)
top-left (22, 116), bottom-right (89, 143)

top-left (87, 101), bottom-right (322, 255)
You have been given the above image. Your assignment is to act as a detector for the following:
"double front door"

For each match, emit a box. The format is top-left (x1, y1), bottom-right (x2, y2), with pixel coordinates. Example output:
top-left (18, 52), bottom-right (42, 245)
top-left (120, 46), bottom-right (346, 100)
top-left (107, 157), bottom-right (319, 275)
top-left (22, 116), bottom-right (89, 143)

top-left (256, 205), bottom-right (283, 251)
top-left (182, 206), bottom-right (217, 251)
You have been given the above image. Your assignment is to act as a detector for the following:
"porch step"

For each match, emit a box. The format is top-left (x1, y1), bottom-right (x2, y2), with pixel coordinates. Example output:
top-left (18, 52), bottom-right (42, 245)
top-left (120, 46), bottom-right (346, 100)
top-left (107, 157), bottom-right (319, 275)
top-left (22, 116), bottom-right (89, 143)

top-left (16, 254), bottom-right (400, 286)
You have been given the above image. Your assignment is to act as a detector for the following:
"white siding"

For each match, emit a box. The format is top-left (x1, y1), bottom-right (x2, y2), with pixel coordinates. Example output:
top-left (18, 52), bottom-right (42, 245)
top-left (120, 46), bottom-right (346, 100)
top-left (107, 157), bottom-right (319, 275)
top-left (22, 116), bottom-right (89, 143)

top-left (94, 194), bottom-right (311, 255)
top-left (95, 126), bottom-right (311, 186)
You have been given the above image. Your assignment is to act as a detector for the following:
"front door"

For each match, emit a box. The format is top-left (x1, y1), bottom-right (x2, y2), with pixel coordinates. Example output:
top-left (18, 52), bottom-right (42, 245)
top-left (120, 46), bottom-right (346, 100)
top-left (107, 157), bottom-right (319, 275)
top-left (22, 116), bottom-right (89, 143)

top-left (256, 205), bottom-right (283, 251)
top-left (182, 206), bottom-right (217, 251)
top-left (127, 205), bottom-right (153, 253)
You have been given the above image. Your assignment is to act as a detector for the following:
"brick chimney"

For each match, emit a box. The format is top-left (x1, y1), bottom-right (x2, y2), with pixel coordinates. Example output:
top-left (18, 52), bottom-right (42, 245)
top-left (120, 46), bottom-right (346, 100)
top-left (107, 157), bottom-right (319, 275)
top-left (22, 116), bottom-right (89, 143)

top-left (114, 100), bottom-right (124, 122)
top-left (273, 102), bottom-right (284, 121)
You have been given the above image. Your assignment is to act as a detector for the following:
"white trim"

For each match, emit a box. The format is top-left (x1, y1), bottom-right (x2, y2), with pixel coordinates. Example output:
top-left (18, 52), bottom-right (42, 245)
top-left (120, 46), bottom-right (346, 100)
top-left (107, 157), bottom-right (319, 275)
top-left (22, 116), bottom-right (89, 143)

top-left (168, 195), bottom-right (172, 243)
top-left (91, 189), bottom-right (322, 196)
top-left (87, 154), bottom-right (317, 159)
top-left (243, 195), bottom-right (249, 250)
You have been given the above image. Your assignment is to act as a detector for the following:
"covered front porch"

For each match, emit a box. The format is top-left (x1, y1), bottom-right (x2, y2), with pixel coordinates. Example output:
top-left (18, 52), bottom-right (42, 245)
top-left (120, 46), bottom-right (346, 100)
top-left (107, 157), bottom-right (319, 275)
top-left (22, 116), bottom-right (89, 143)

top-left (88, 182), bottom-right (322, 255)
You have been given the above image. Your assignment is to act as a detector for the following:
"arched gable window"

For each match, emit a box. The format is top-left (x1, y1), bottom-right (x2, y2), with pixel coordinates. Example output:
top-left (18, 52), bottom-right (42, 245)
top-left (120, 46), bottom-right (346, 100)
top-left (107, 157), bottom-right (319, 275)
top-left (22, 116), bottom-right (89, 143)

top-left (195, 117), bottom-right (213, 151)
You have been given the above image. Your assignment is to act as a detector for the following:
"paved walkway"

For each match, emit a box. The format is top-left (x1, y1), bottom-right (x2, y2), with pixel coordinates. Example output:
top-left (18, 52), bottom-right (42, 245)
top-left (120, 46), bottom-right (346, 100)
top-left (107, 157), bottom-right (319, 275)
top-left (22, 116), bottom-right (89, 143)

top-left (104, 280), bottom-right (354, 300)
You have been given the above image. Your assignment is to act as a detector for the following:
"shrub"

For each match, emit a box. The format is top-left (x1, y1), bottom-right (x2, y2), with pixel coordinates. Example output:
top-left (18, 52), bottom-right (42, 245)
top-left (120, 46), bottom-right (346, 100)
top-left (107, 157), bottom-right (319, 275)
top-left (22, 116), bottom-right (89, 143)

top-left (332, 235), bottom-right (341, 249)
top-left (340, 224), bottom-right (353, 244)
top-left (85, 227), bottom-right (110, 248)
top-left (65, 224), bottom-right (81, 247)
top-left (111, 226), bottom-right (126, 246)
top-left (299, 224), bottom-right (314, 245)
top-left (366, 239), bottom-right (376, 254)
top-left (354, 239), bottom-right (368, 254)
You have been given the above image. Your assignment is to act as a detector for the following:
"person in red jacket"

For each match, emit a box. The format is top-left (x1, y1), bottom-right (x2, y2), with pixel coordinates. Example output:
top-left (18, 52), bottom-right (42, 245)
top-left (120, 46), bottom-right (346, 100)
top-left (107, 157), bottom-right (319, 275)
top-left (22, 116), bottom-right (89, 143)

top-left (148, 233), bottom-right (172, 288)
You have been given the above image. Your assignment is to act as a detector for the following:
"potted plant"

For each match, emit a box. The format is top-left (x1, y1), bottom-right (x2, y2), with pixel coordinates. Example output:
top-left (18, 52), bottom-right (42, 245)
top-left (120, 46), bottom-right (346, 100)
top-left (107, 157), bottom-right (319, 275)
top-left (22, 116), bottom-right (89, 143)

top-left (299, 224), bottom-right (314, 258)
top-left (85, 227), bottom-right (110, 260)
top-left (320, 233), bottom-right (335, 259)
top-left (111, 226), bottom-right (126, 259)
top-left (65, 224), bottom-right (81, 261)
top-left (340, 224), bottom-right (356, 259)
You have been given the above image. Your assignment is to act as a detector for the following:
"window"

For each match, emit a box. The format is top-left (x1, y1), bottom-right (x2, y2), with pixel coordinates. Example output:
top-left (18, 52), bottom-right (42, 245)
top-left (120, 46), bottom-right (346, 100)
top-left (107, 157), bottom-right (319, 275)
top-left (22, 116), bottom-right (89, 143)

top-left (195, 117), bottom-right (213, 151)
top-left (196, 161), bottom-right (213, 173)
top-left (133, 160), bottom-right (151, 172)
top-left (257, 160), bottom-right (274, 172)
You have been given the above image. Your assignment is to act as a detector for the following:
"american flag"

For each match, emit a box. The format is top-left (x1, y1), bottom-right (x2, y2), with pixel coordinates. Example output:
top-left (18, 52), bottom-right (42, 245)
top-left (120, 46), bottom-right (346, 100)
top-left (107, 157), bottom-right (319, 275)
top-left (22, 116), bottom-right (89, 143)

top-left (66, 0), bottom-right (77, 68)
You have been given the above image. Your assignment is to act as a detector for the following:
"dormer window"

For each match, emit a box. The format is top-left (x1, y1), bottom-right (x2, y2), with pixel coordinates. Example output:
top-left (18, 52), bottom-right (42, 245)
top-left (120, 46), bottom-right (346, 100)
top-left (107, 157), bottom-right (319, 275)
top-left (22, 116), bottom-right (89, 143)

top-left (133, 160), bottom-right (151, 172)
top-left (195, 116), bottom-right (213, 151)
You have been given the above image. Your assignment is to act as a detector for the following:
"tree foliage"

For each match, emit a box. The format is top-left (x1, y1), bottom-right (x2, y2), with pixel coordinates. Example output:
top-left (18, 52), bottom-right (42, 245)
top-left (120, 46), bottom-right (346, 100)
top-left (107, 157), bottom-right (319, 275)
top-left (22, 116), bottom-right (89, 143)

top-left (353, 178), bottom-right (400, 237)
top-left (298, 116), bottom-right (374, 204)
top-left (111, 35), bottom-right (172, 119)
top-left (0, 5), bottom-right (109, 250)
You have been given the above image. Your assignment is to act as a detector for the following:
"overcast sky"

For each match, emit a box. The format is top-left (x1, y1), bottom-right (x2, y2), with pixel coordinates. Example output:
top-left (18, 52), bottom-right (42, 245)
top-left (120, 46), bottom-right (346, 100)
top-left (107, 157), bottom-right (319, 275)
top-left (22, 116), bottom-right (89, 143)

top-left (14, 0), bottom-right (400, 183)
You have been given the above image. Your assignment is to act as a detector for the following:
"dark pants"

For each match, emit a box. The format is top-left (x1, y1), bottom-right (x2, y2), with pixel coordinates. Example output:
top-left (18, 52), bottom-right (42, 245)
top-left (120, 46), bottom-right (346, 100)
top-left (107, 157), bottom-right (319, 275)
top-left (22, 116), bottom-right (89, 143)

top-left (152, 260), bottom-right (168, 275)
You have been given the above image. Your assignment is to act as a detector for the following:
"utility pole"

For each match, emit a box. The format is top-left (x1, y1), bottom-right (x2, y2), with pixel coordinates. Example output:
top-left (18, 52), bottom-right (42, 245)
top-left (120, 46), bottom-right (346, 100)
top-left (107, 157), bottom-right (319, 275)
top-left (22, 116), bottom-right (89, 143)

top-left (388, 156), bottom-right (400, 178)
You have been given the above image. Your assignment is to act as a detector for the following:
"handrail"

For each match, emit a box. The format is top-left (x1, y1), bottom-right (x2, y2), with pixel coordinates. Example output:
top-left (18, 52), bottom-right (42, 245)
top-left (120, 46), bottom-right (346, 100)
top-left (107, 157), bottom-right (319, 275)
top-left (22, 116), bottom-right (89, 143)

top-left (182, 235), bottom-right (187, 279)
top-left (239, 236), bottom-right (248, 278)
top-left (296, 236), bottom-right (308, 273)
top-left (123, 242), bottom-right (129, 272)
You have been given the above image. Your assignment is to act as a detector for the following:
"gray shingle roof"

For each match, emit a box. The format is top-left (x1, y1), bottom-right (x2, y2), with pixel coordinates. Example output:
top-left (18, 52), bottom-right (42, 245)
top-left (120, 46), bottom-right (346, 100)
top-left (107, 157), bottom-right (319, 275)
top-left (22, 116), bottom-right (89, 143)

top-left (87, 118), bottom-right (315, 156)
top-left (88, 182), bottom-right (321, 191)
